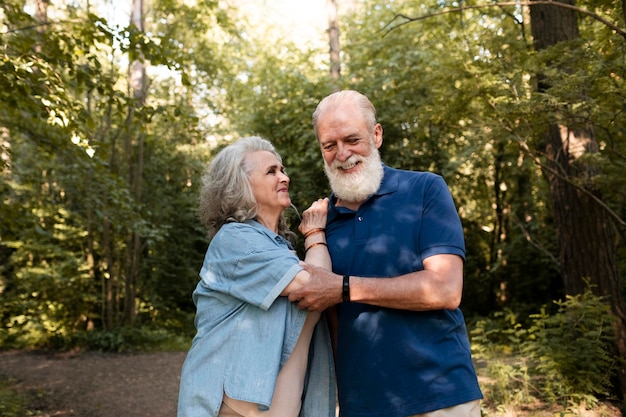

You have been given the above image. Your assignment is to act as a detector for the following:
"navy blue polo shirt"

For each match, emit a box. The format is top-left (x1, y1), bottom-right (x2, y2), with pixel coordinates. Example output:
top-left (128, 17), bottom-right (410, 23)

top-left (327, 165), bottom-right (482, 417)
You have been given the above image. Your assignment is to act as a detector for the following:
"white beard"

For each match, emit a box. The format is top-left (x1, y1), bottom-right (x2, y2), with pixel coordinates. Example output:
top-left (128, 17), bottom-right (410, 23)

top-left (324, 147), bottom-right (384, 203)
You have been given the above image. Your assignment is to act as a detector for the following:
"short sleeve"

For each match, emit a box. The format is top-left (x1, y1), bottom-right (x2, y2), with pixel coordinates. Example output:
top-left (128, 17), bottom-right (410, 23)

top-left (199, 222), bottom-right (302, 310)
top-left (419, 175), bottom-right (466, 261)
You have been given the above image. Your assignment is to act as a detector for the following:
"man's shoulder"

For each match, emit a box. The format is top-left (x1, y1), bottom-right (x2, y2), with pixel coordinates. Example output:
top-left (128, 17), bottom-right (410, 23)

top-left (383, 165), bottom-right (444, 189)
top-left (385, 164), bottom-right (440, 178)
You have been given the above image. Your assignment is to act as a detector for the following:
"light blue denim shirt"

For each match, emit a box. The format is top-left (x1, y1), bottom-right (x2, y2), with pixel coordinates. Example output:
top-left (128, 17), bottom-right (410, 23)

top-left (177, 220), bottom-right (336, 417)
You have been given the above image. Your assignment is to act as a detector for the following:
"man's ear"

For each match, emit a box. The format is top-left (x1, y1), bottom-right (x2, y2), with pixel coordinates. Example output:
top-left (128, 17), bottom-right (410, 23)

top-left (373, 123), bottom-right (383, 149)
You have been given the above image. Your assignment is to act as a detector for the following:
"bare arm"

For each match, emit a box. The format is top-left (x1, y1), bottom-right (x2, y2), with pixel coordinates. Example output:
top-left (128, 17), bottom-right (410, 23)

top-left (281, 198), bottom-right (331, 296)
top-left (288, 253), bottom-right (464, 312)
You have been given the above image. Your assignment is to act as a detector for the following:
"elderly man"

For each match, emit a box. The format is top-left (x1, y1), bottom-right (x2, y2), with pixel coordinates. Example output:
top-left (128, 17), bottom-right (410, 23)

top-left (290, 90), bottom-right (482, 417)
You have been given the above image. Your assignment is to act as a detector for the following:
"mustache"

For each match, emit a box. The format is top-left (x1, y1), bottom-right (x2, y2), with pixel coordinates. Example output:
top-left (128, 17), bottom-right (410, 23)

top-left (329, 155), bottom-right (364, 171)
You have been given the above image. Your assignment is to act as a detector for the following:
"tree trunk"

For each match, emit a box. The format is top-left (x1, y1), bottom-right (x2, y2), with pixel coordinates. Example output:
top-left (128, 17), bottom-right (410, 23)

top-left (101, 86), bottom-right (121, 330)
top-left (102, 215), bottom-right (116, 329)
top-left (123, 0), bottom-right (147, 326)
top-left (530, 0), bottom-right (626, 402)
top-left (327, 0), bottom-right (341, 91)
top-left (492, 142), bottom-right (509, 306)
top-left (34, 0), bottom-right (49, 31)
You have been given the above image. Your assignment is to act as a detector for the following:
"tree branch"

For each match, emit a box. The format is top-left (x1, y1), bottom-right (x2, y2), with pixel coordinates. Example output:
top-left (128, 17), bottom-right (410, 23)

top-left (487, 100), bottom-right (626, 228)
top-left (382, 1), bottom-right (626, 40)
top-left (517, 138), bottom-right (626, 228)
top-left (512, 214), bottom-right (560, 267)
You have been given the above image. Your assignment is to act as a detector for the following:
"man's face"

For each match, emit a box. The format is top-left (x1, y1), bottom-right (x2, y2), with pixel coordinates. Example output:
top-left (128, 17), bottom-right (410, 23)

top-left (316, 103), bottom-right (384, 203)
top-left (317, 103), bottom-right (381, 169)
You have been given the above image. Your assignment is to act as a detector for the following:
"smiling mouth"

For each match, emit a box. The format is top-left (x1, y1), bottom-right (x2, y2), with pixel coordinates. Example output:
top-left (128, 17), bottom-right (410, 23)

top-left (340, 161), bottom-right (360, 171)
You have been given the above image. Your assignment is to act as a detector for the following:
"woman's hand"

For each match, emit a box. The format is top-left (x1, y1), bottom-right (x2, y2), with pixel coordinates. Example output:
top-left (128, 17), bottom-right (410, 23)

top-left (298, 198), bottom-right (329, 236)
top-left (283, 198), bottom-right (332, 297)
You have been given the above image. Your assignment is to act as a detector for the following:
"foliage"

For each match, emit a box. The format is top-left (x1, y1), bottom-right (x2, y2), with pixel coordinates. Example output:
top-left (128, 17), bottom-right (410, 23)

top-left (1, 0), bottom-right (625, 385)
top-left (336, 0), bottom-right (567, 314)
top-left (525, 287), bottom-right (617, 406)
top-left (0, 379), bottom-right (27, 417)
top-left (0, 377), bottom-right (46, 417)
top-left (76, 326), bottom-right (192, 352)
top-left (213, 8), bottom-right (335, 253)
top-left (471, 309), bottom-right (535, 410)
top-left (0, 0), bottom-right (223, 347)
top-left (471, 287), bottom-right (618, 413)
top-left (334, 0), bottom-right (626, 319)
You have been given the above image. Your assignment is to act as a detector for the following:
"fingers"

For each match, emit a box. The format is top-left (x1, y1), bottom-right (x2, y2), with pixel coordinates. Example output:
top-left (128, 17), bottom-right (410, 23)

top-left (303, 198), bottom-right (329, 214)
top-left (296, 297), bottom-right (326, 312)
top-left (288, 291), bottom-right (300, 302)
top-left (300, 199), bottom-right (329, 229)
top-left (288, 289), bottom-right (313, 310)
top-left (312, 197), bottom-right (329, 207)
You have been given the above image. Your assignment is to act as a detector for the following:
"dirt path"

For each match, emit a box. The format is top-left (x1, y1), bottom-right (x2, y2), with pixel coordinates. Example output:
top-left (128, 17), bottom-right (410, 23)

top-left (0, 349), bottom-right (187, 417)
top-left (3, 349), bottom-right (623, 417)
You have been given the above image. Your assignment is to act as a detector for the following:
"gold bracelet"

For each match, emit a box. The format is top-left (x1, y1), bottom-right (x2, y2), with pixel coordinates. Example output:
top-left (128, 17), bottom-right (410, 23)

top-left (303, 227), bottom-right (325, 239)
top-left (305, 241), bottom-right (327, 253)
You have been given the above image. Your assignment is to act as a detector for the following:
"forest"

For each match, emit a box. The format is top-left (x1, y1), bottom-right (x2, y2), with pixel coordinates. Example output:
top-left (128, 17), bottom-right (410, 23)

top-left (1, 0), bottom-right (626, 415)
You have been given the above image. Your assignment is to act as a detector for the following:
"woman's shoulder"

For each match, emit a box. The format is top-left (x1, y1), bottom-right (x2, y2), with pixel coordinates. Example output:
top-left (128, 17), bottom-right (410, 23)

top-left (219, 220), bottom-right (255, 232)
top-left (212, 220), bottom-right (273, 247)
top-left (218, 220), bottom-right (267, 235)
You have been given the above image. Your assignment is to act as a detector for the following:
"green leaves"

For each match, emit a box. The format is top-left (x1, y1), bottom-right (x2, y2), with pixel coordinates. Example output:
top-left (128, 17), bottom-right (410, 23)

top-left (472, 287), bottom-right (616, 410)
top-left (2, 0), bottom-right (626, 361)
top-left (0, 0), bottom-right (220, 346)
top-left (526, 288), bottom-right (616, 405)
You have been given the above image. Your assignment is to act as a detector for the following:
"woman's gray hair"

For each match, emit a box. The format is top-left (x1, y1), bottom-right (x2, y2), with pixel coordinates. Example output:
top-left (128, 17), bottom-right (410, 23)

top-left (312, 90), bottom-right (377, 140)
top-left (198, 136), bottom-right (295, 243)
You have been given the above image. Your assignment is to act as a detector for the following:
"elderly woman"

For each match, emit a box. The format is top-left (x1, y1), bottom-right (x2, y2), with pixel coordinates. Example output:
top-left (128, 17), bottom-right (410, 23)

top-left (177, 137), bottom-right (336, 417)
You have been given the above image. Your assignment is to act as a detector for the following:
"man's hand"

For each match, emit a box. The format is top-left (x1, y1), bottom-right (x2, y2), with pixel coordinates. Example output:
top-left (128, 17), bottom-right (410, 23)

top-left (288, 262), bottom-right (342, 312)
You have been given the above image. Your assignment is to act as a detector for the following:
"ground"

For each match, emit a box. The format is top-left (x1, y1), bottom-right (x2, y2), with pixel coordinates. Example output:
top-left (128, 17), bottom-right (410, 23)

top-left (0, 349), bottom-right (187, 417)
top-left (1, 349), bottom-right (623, 417)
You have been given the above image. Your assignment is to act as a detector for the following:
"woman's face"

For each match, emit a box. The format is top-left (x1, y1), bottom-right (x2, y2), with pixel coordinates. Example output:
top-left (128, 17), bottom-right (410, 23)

top-left (246, 150), bottom-right (291, 218)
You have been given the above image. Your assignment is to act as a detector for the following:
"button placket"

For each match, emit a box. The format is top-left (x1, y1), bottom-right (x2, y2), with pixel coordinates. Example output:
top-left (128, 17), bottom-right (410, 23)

top-left (355, 213), bottom-right (368, 240)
